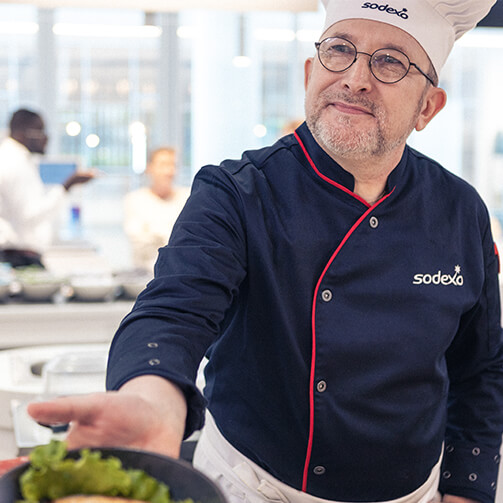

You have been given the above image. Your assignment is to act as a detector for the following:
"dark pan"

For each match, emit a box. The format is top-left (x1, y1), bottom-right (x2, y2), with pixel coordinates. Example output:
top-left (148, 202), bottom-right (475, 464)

top-left (0, 446), bottom-right (227, 503)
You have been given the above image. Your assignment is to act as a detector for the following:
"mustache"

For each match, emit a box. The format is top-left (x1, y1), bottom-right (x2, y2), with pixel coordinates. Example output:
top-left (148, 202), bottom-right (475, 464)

top-left (319, 90), bottom-right (381, 116)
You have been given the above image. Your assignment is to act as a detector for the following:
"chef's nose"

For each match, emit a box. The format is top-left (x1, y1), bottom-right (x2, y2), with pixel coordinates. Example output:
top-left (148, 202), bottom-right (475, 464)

top-left (340, 55), bottom-right (374, 93)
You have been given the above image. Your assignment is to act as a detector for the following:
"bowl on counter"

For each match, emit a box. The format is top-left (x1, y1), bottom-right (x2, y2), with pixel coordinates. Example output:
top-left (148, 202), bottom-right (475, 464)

top-left (70, 274), bottom-right (118, 302)
top-left (0, 263), bottom-right (13, 300)
top-left (0, 446), bottom-right (227, 503)
top-left (19, 282), bottom-right (62, 301)
top-left (120, 278), bottom-right (150, 299)
top-left (15, 267), bottom-right (65, 302)
top-left (114, 268), bottom-right (152, 300)
top-left (0, 281), bottom-right (11, 300)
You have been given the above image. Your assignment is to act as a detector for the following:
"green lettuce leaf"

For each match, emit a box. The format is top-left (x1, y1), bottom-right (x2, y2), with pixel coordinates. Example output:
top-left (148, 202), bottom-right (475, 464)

top-left (18, 440), bottom-right (180, 503)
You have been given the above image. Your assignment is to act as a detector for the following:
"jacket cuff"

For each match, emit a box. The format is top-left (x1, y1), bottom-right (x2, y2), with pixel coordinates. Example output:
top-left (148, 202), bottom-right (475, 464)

top-left (106, 371), bottom-right (207, 440)
top-left (439, 442), bottom-right (501, 503)
top-left (175, 378), bottom-right (207, 439)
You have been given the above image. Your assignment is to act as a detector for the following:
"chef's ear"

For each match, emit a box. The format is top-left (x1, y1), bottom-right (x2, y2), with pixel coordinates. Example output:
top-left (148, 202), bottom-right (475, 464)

top-left (415, 86), bottom-right (447, 132)
top-left (304, 57), bottom-right (314, 90)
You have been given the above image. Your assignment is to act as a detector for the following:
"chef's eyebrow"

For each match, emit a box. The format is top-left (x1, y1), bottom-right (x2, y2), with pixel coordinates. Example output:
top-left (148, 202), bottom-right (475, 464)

top-left (324, 31), bottom-right (410, 55)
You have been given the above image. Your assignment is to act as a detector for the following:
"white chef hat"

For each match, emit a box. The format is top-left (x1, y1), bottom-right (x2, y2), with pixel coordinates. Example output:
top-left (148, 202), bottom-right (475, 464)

top-left (321, 0), bottom-right (497, 76)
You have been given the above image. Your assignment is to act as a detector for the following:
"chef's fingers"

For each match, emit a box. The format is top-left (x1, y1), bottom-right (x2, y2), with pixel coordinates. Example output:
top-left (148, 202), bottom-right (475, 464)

top-left (27, 392), bottom-right (107, 425)
top-left (28, 391), bottom-right (185, 457)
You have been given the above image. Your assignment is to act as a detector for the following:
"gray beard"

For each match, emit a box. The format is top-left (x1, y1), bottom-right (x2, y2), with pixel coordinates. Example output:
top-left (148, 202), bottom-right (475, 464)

top-left (306, 90), bottom-right (424, 160)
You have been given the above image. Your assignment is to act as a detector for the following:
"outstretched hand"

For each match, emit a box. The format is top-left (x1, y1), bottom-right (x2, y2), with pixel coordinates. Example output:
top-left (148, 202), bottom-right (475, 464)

top-left (27, 376), bottom-right (188, 458)
top-left (63, 170), bottom-right (96, 191)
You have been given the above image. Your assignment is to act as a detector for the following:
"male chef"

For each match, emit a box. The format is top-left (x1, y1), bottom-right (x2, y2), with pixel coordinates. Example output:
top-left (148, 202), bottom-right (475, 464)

top-left (29, 1), bottom-right (503, 503)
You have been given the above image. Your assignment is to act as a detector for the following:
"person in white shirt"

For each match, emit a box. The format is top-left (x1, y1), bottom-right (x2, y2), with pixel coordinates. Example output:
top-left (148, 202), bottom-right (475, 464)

top-left (0, 108), bottom-right (94, 266)
top-left (123, 147), bottom-right (190, 273)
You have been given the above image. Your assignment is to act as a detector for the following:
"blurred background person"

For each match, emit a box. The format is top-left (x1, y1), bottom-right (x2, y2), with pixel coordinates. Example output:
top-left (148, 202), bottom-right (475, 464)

top-left (0, 108), bottom-right (94, 267)
top-left (123, 146), bottom-right (190, 273)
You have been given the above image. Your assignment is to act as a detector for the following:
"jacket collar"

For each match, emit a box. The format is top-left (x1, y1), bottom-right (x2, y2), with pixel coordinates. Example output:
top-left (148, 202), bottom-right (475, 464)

top-left (294, 121), bottom-right (409, 199)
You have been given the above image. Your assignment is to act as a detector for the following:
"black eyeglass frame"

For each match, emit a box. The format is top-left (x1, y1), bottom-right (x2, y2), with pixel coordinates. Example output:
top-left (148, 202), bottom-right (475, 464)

top-left (314, 37), bottom-right (435, 86)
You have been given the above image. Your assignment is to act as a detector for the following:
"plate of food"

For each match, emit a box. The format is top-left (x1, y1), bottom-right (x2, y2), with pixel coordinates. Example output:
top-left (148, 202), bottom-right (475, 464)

top-left (0, 440), bottom-right (226, 503)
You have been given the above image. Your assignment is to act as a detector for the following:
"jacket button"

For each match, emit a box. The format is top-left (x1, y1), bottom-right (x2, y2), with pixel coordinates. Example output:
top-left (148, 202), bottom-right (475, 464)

top-left (149, 359), bottom-right (161, 366)
top-left (313, 466), bottom-right (326, 475)
top-left (317, 380), bottom-right (327, 393)
top-left (369, 216), bottom-right (379, 229)
top-left (321, 289), bottom-right (332, 302)
top-left (147, 342), bottom-right (158, 348)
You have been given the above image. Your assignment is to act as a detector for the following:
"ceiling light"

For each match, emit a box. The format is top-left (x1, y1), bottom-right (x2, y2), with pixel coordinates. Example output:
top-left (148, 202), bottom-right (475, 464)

top-left (53, 23), bottom-right (162, 38)
top-left (86, 134), bottom-right (100, 148)
top-left (66, 121), bottom-right (82, 137)
top-left (0, 22), bottom-right (38, 35)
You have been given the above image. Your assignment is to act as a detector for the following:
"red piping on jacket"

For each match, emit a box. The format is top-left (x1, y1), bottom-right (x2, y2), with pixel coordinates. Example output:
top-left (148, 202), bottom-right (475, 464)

top-left (294, 131), bottom-right (371, 208)
top-left (495, 243), bottom-right (500, 274)
top-left (294, 131), bottom-right (395, 492)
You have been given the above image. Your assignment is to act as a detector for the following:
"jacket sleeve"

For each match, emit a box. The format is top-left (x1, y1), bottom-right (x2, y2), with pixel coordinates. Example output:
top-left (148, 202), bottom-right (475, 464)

top-left (439, 216), bottom-right (503, 503)
top-left (106, 164), bottom-right (248, 438)
top-left (2, 152), bottom-right (65, 226)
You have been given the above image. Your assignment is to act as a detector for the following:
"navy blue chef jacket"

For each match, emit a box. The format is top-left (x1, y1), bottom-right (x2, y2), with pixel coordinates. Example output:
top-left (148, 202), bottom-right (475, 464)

top-left (107, 122), bottom-right (503, 503)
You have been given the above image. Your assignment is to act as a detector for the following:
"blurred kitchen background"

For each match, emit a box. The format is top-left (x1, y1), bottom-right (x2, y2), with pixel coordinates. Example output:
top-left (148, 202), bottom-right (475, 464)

top-left (0, 0), bottom-right (501, 268)
top-left (0, 0), bottom-right (502, 479)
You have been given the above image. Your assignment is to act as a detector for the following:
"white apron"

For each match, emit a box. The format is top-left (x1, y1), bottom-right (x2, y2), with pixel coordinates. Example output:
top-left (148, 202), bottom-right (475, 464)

top-left (193, 412), bottom-right (442, 503)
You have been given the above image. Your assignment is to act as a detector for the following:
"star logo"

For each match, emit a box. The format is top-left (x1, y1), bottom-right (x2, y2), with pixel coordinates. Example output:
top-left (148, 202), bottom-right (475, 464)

top-left (454, 265), bottom-right (461, 275)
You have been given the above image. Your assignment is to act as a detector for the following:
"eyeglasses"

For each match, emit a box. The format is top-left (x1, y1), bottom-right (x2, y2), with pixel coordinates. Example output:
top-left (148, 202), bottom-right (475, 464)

top-left (315, 37), bottom-right (435, 86)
